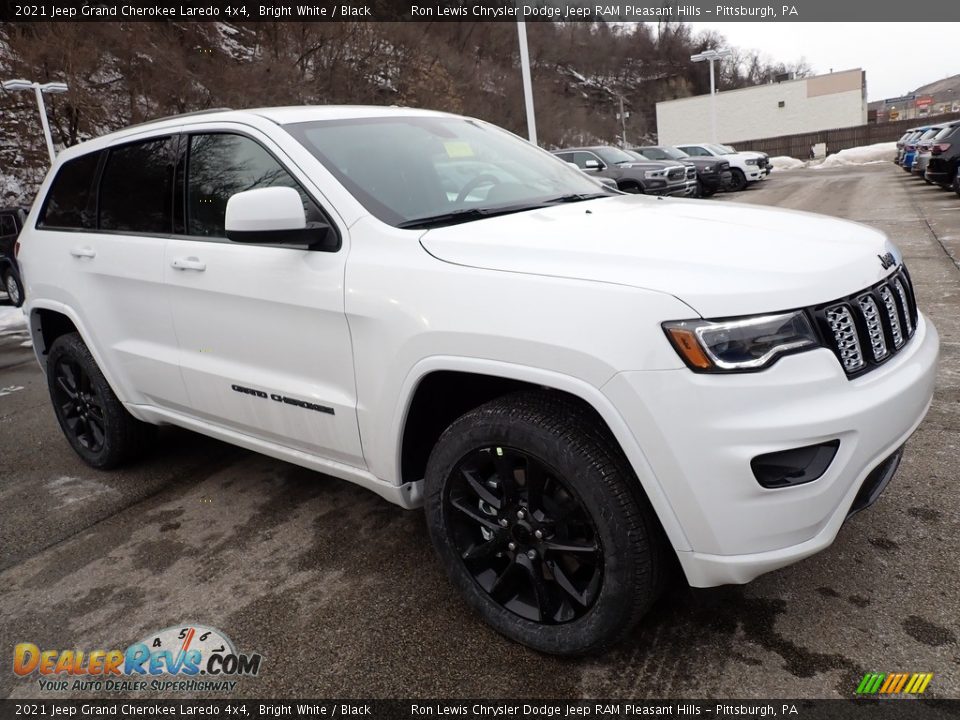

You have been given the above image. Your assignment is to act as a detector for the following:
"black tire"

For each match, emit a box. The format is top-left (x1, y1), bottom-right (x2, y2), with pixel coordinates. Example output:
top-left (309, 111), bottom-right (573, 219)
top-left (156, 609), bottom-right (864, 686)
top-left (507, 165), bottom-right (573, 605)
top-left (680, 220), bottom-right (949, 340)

top-left (699, 183), bottom-right (716, 198)
top-left (46, 333), bottom-right (156, 469)
top-left (3, 268), bottom-right (24, 307)
top-left (619, 181), bottom-right (644, 194)
top-left (954, 168), bottom-right (960, 198)
top-left (728, 168), bottom-right (748, 192)
top-left (424, 391), bottom-right (665, 655)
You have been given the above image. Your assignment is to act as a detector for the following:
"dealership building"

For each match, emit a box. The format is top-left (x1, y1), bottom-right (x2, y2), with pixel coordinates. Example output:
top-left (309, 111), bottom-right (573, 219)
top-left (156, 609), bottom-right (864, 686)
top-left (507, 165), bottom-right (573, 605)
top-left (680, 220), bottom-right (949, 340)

top-left (656, 68), bottom-right (868, 145)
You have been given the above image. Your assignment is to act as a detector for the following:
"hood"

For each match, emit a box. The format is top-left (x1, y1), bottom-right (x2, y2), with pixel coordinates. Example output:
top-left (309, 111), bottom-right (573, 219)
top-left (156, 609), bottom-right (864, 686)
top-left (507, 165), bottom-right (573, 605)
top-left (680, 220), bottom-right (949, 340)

top-left (419, 195), bottom-right (899, 318)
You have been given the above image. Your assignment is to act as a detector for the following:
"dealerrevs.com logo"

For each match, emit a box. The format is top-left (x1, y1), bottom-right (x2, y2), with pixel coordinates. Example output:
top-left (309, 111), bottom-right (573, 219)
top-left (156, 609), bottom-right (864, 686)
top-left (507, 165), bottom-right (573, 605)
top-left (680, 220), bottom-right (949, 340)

top-left (13, 624), bottom-right (263, 693)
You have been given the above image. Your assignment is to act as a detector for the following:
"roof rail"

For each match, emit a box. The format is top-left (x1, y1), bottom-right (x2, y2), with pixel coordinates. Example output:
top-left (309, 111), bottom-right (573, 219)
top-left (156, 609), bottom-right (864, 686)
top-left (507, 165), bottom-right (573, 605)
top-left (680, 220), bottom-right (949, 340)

top-left (123, 107), bottom-right (233, 131)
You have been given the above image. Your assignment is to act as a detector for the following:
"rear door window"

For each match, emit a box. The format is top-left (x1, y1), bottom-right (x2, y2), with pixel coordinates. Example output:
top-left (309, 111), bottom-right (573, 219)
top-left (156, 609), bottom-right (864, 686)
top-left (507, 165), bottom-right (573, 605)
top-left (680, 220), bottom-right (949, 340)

top-left (38, 151), bottom-right (102, 230)
top-left (98, 137), bottom-right (176, 234)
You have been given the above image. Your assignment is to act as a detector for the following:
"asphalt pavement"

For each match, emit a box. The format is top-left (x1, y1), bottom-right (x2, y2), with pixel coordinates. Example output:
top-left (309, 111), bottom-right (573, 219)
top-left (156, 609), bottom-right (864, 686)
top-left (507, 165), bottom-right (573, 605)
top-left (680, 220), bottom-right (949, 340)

top-left (0, 163), bottom-right (957, 700)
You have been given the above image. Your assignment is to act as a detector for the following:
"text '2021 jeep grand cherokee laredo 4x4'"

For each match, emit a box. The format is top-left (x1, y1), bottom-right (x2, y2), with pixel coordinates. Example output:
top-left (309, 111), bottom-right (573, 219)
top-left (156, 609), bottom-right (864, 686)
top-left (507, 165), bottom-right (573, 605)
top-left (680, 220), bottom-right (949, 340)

top-left (19, 107), bottom-right (938, 655)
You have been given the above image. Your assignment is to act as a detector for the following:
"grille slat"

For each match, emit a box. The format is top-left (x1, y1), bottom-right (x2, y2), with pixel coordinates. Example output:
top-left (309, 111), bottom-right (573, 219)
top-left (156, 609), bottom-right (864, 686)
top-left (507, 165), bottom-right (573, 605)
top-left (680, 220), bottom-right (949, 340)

top-left (819, 266), bottom-right (917, 378)
top-left (857, 294), bottom-right (888, 361)
top-left (878, 285), bottom-right (904, 348)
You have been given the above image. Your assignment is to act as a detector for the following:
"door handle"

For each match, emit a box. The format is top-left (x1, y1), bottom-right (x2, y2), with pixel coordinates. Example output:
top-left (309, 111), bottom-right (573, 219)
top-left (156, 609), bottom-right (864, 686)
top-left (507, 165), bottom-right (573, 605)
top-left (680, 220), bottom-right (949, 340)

top-left (171, 257), bottom-right (206, 272)
top-left (70, 247), bottom-right (96, 259)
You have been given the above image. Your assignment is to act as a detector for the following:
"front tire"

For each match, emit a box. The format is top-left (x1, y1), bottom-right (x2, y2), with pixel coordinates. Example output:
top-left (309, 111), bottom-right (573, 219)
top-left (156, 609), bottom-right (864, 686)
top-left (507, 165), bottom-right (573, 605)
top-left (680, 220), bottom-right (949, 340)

top-left (46, 333), bottom-right (156, 469)
top-left (954, 168), bottom-right (960, 198)
top-left (728, 168), bottom-right (748, 192)
top-left (3, 268), bottom-right (24, 307)
top-left (424, 391), bottom-right (665, 655)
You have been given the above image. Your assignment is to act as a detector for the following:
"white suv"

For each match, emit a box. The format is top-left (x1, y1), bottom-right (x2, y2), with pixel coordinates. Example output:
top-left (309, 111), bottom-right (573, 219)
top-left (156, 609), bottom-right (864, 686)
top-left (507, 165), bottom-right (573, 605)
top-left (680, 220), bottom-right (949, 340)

top-left (18, 107), bottom-right (939, 655)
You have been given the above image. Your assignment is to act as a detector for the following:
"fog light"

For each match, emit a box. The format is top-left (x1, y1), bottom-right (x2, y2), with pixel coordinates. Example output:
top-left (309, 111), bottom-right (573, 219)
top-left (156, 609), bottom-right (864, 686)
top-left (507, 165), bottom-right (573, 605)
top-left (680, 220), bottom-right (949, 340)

top-left (751, 440), bottom-right (840, 489)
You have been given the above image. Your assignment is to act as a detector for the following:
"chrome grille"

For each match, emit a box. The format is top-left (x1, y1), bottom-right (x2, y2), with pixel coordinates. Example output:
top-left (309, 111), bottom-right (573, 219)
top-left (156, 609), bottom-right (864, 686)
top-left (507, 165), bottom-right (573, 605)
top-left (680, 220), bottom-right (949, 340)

top-left (857, 295), bottom-right (888, 361)
top-left (893, 278), bottom-right (914, 335)
top-left (878, 285), bottom-right (904, 348)
top-left (818, 266), bottom-right (918, 378)
top-left (668, 167), bottom-right (685, 181)
top-left (826, 306), bottom-right (865, 372)
top-left (685, 166), bottom-right (697, 180)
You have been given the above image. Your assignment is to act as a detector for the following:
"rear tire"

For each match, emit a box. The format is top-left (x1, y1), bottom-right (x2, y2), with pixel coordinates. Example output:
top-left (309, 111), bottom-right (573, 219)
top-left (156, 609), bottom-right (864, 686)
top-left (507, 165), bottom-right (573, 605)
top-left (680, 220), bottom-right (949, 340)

top-left (3, 268), bottom-right (24, 307)
top-left (728, 168), bottom-right (747, 192)
top-left (46, 333), bottom-right (156, 469)
top-left (424, 391), bottom-right (666, 655)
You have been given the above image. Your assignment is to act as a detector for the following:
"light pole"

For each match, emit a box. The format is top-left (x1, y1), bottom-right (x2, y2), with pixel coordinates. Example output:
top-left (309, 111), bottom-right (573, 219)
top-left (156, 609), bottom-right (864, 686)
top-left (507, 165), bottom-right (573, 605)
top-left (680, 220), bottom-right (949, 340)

top-left (2, 79), bottom-right (69, 164)
top-left (690, 49), bottom-right (731, 144)
top-left (516, 20), bottom-right (537, 145)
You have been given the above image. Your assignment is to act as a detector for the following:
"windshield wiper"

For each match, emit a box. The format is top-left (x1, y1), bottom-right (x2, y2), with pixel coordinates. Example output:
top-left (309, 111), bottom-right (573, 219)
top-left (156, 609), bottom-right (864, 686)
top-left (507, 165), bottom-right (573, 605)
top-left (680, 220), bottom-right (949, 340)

top-left (397, 205), bottom-right (538, 229)
top-left (542, 192), bottom-right (613, 203)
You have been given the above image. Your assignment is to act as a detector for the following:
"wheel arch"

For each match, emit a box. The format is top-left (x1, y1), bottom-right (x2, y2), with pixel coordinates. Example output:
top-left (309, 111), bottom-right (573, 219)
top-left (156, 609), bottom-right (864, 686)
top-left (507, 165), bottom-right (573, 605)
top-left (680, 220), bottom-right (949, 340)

top-left (392, 358), bottom-right (692, 553)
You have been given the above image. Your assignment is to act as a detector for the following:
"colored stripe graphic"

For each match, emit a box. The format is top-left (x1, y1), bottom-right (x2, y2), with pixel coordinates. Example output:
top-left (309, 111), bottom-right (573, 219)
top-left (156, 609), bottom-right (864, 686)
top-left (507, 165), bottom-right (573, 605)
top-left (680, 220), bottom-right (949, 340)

top-left (857, 672), bottom-right (933, 694)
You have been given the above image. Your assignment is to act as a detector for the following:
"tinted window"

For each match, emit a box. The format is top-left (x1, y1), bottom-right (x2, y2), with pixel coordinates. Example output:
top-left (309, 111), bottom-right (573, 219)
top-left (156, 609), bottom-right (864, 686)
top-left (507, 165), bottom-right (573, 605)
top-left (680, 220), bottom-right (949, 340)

top-left (99, 137), bottom-right (175, 234)
top-left (38, 152), bottom-right (101, 230)
top-left (637, 148), bottom-right (668, 160)
top-left (570, 152), bottom-right (601, 169)
top-left (0, 215), bottom-right (16, 237)
top-left (186, 133), bottom-right (326, 238)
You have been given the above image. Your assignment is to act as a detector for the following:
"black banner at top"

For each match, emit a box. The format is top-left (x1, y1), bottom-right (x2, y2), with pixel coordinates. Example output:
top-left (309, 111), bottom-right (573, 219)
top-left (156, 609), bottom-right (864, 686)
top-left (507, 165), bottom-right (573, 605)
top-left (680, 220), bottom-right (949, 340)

top-left (2, 0), bottom-right (960, 22)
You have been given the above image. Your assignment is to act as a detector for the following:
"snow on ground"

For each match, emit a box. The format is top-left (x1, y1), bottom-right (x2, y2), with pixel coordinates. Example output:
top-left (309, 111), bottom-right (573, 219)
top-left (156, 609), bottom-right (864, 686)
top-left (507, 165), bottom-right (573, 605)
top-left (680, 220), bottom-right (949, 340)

top-left (0, 305), bottom-right (27, 334)
top-left (813, 142), bottom-right (897, 169)
top-left (770, 155), bottom-right (806, 171)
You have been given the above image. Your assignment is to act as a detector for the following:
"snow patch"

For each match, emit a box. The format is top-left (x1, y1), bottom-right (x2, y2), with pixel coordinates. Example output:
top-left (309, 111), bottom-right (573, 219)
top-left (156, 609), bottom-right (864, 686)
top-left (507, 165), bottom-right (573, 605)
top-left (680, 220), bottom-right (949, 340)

top-left (769, 156), bottom-right (806, 172)
top-left (813, 142), bottom-right (898, 169)
top-left (0, 305), bottom-right (27, 333)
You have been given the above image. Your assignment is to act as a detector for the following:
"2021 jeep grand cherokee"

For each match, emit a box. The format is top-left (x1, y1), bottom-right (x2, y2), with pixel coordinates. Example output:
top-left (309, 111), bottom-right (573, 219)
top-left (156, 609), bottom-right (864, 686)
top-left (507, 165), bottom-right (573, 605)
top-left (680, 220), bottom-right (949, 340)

top-left (18, 107), bottom-right (939, 655)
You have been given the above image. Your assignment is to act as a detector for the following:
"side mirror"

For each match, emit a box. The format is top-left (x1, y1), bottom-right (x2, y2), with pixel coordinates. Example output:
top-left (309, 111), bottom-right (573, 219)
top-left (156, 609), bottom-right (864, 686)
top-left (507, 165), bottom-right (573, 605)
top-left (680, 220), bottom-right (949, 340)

top-left (584, 159), bottom-right (602, 170)
top-left (225, 187), bottom-right (333, 249)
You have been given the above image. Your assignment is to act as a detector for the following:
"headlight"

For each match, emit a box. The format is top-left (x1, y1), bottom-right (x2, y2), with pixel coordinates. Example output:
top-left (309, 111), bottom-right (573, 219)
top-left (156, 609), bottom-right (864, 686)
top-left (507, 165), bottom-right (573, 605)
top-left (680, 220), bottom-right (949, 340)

top-left (663, 311), bottom-right (820, 372)
top-left (702, 164), bottom-right (714, 172)
top-left (745, 158), bottom-right (759, 165)
top-left (644, 170), bottom-right (666, 179)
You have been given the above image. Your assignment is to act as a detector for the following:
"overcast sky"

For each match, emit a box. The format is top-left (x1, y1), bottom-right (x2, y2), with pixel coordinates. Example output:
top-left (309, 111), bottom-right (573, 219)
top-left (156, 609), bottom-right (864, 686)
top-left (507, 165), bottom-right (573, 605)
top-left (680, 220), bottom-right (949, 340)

top-left (685, 22), bottom-right (957, 101)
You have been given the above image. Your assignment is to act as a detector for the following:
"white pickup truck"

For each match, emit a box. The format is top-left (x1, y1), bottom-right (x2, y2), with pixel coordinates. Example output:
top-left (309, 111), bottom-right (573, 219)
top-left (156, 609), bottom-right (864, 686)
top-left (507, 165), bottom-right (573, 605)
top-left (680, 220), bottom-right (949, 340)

top-left (18, 106), bottom-right (938, 655)
top-left (677, 143), bottom-right (767, 191)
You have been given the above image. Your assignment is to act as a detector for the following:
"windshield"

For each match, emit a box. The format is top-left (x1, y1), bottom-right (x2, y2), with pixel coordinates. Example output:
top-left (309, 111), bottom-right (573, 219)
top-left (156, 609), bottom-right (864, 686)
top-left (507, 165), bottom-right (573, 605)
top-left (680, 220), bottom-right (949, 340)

top-left (636, 146), bottom-right (687, 161)
top-left (706, 144), bottom-right (733, 155)
top-left (284, 116), bottom-right (613, 228)
top-left (594, 146), bottom-right (639, 165)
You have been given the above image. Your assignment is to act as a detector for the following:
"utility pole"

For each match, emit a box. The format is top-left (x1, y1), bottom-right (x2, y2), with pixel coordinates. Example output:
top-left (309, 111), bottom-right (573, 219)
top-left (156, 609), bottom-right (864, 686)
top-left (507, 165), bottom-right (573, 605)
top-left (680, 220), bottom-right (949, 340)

top-left (618, 96), bottom-right (628, 148)
top-left (516, 20), bottom-right (537, 145)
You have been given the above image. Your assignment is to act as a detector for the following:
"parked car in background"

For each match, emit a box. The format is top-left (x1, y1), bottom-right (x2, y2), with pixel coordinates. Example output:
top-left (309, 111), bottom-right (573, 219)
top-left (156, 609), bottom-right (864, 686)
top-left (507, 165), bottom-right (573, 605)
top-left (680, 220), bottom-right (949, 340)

top-left (553, 146), bottom-right (690, 196)
top-left (901, 126), bottom-right (938, 172)
top-left (719, 144), bottom-right (771, 177)
top-left (676, 143), bottom-right (764, 191)
top-left (910, 125), bottom-right (947, 182)
top-left (0, 206), bottom-right (26, 307)
top-left (895, 128), bottom-right (918, 166)
top-left (924, 121), bottom-right (960, 196)
top-left (632, 146), bottom-right (732, 197)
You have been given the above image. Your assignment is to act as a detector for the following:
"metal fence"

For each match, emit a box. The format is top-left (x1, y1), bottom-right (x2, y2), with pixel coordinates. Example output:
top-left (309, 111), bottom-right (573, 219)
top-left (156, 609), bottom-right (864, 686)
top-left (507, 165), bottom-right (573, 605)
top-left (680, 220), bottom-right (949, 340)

top-left (727, 113), bottom-right (960, 159)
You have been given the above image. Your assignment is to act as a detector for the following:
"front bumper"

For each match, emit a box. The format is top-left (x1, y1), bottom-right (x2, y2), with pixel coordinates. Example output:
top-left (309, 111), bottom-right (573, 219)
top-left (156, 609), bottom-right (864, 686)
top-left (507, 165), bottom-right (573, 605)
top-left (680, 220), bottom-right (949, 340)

top-left (602, 312), bottom-right (939, 587)
top-left (745, 167), bottom-right (764, 181)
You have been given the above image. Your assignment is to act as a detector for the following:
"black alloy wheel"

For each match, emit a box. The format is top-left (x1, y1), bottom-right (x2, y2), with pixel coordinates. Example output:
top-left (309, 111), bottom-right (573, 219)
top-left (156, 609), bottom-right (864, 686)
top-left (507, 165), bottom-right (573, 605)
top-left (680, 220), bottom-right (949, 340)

top-left (728, 168), bottom-right (747, 192)
top-left (424, 391), bottom-right (666, 655)
top-left (51, 355), bottom-right (108, 454)
top-left (445, 446), bottom-right (602, 624)
top-left (46, 333), bottom-right (156, 469)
